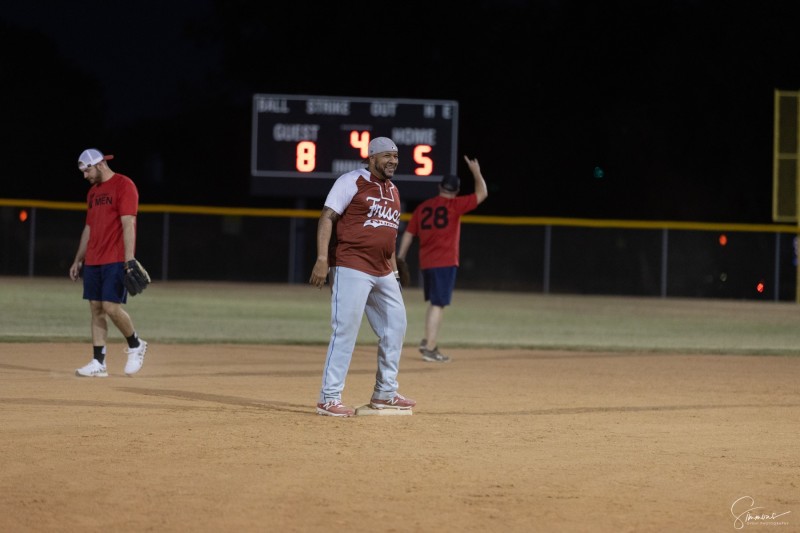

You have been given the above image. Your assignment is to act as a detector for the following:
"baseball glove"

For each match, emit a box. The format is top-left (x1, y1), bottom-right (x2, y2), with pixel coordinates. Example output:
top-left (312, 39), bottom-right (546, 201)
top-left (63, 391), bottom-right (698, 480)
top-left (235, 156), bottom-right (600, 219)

top-left (396, 257), bottom-right (411, 288)
top-left (124, 259), bottom-right (151, 296)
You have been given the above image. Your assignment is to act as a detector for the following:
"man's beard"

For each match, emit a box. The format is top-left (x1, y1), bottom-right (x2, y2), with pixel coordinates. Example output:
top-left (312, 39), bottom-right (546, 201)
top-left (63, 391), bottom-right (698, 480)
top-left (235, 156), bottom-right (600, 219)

top-left (375, 162), bottom-right (395, 180)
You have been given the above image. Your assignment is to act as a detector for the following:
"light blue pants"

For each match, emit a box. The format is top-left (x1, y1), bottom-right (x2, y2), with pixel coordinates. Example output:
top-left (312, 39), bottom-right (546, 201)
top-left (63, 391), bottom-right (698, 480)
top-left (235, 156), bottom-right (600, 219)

top-left (319, 266), bottom-right (407, 403)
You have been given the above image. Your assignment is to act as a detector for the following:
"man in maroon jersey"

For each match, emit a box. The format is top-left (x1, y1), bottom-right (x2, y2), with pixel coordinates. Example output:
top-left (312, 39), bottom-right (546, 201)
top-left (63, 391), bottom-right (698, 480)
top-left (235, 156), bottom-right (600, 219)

top-left (309, 137), bottom-right (415, 416)
top-left (397, 155), bottom-right (488, 363)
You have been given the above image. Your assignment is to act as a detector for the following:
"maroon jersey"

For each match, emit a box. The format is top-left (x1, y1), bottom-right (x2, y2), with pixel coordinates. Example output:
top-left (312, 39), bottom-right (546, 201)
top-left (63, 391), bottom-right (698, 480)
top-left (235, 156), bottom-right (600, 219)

top-left (324, 169), bottom-right (401, 276)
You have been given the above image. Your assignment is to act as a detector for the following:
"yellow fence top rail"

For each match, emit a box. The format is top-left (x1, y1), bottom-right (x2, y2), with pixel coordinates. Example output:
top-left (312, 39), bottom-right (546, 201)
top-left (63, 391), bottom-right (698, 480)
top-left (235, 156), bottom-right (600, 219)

top-left (1, 198), bottom-right (798, 233)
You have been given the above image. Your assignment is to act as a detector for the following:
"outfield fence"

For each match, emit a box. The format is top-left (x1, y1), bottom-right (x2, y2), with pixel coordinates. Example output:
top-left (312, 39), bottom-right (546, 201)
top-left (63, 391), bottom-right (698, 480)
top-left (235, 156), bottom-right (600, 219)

top-left (2, 199), bottom-right (799, 301)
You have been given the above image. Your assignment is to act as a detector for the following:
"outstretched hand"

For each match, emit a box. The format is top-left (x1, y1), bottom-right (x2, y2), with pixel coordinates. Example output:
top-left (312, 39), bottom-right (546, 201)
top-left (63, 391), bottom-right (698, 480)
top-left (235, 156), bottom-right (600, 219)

top-left (464, 155), bottom-right (480, 175)
top-left (464, 154), bottom-right (488, 204)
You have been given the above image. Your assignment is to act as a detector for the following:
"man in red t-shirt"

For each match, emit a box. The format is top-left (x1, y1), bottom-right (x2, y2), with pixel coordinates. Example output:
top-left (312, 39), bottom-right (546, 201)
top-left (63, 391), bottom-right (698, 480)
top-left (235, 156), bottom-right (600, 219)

top-left (69, 148), bottom-right (148, 378)
top-left (397, 155), bottom-right (488, 363)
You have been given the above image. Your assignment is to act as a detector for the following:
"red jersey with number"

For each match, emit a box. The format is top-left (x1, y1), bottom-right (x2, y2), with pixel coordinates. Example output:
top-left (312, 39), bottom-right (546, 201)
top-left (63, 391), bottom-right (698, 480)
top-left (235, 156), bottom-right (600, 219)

top-left (84, 173), bottom-right (139, 265)
top-left (324, 169), bottom-right (401, 276)
top-left (406, 194), bottom-right (478, 269)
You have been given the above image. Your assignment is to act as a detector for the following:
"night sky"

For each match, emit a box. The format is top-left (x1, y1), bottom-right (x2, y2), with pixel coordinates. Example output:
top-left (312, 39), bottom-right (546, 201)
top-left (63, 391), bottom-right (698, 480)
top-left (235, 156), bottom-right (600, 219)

top-left (3, 1), bottom-right (800, 223)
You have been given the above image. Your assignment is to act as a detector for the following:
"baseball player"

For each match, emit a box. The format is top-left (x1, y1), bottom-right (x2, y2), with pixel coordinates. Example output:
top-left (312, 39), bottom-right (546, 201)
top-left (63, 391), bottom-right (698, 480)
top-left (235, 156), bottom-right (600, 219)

top-left (397, 155), bottom-right (488, 362)
top-left (70, 148), bottom-right (148, 377)
top-left (309, 137), bottom-right (415, 417)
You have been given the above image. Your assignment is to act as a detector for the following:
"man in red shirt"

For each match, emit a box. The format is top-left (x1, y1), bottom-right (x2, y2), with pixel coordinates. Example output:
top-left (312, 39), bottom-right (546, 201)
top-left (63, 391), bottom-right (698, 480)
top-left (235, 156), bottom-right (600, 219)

top-left (69, 148), bottom-right (148, 377)
top-left (397, 155), bottom-right (488, 362)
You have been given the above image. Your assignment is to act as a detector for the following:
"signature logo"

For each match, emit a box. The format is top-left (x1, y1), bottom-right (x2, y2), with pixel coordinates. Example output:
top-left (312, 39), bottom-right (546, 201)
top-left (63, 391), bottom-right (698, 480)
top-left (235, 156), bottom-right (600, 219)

top-left (363, 196), bottom-right (400, 229)
top-left (731, 496), bottom-right (791, 529)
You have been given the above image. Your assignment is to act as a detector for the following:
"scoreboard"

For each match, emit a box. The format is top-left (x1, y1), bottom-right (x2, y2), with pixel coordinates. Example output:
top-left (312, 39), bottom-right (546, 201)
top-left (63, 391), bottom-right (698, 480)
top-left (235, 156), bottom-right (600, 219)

top-left (250, 94), bottom-right (459, 198)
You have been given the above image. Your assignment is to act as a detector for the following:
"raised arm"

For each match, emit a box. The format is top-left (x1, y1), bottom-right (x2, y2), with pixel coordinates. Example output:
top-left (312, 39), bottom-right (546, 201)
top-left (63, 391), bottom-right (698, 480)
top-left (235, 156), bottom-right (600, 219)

top-left (464, 155), bottom-right (488, 205)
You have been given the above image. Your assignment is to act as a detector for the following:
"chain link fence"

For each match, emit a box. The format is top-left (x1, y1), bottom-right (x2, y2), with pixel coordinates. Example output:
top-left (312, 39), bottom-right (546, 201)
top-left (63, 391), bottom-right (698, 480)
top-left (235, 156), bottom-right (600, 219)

top-left (2, 202), bottom-right (798, 301)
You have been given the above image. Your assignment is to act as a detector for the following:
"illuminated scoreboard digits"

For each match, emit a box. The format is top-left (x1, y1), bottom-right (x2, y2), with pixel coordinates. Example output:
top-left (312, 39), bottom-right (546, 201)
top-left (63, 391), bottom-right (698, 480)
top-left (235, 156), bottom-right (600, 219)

top-left (251, 94), bottom-right (459, 182)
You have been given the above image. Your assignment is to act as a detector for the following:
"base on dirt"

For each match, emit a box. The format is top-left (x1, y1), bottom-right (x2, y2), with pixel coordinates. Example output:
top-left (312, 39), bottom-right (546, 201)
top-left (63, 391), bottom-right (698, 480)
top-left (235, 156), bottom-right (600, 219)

top-left (354, 404), bottom-right (413, 416)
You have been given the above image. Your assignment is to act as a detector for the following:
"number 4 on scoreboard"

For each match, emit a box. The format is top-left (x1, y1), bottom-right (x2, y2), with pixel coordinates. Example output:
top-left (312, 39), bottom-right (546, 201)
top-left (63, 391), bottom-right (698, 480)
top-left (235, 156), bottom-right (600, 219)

top-left (350, 131), bottom-right (370, 158)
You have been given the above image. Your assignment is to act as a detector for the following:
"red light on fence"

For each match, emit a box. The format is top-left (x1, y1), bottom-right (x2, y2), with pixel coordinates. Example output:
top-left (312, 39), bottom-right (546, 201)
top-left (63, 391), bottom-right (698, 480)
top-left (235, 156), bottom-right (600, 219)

top-left (756, 280), bottom-right (765, 293)
top-left (718, 234), bottom-right (727, 246)
top-left (18, 209), bottom-right (28, 222)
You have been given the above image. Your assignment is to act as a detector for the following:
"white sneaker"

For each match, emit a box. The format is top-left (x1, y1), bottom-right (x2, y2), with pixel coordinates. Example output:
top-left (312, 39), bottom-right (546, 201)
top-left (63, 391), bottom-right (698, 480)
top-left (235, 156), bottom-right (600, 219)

top-left (124, 340), bottom-right (148, 376)
top-left (75, 359), bottom-right (108, 377)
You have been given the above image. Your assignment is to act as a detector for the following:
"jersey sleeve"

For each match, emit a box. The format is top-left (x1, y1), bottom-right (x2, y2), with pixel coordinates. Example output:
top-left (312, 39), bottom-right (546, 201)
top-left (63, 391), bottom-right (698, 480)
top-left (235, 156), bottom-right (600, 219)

top-left (118, 177), bottom-right (139, 216)
top-left (324, 172), bottom-right (359, 214)
top-left (454, 194), bottom-right (478, 215)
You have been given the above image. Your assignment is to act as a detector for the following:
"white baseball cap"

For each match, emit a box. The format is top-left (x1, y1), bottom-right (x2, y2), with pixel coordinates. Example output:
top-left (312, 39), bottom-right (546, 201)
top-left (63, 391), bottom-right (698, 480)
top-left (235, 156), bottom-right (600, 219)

top-left (78, 148), bottom-right (114, 171)
top-left (368, 137), bottom-right (397, 156)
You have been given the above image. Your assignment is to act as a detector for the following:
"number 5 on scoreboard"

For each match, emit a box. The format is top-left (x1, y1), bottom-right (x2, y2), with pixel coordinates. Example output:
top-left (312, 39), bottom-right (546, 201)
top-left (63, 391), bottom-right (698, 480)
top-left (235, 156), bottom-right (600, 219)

top-left (414, 145), bottom-right (433, 176)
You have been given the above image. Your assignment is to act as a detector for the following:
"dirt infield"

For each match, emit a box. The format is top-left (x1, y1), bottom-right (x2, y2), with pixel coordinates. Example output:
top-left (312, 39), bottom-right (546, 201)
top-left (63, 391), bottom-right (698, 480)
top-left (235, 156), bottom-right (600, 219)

top-left (1, 343), bottom-right (797, 532)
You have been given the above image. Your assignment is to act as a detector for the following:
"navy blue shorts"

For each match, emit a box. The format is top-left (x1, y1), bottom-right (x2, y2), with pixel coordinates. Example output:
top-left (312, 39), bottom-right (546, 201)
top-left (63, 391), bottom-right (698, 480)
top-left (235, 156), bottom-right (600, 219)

top-left (422, 266), bottom-right (457, 307)
top-left (82, 263), bottom-right (128, 304)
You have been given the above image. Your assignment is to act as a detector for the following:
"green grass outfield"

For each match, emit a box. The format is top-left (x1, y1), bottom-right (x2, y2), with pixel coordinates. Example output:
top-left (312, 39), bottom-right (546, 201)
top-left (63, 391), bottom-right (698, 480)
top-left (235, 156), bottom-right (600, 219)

top-left (2, 275), bottom-right (800, 355)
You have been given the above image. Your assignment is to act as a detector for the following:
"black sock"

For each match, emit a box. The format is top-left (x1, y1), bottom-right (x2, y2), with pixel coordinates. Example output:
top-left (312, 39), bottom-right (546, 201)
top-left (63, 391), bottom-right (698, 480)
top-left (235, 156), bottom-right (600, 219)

top-left (126, 332), bottom-right (140, 349)
top-left (93, 345), bottom-right (106, 364)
